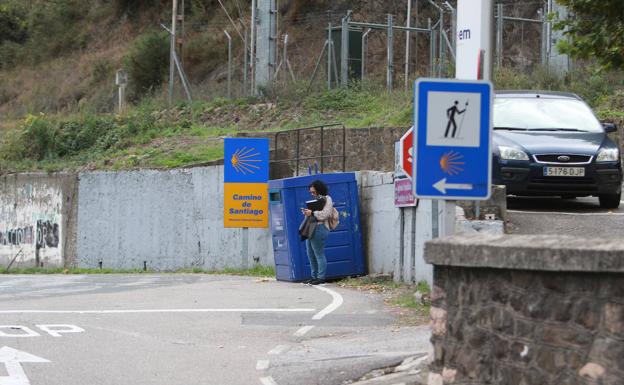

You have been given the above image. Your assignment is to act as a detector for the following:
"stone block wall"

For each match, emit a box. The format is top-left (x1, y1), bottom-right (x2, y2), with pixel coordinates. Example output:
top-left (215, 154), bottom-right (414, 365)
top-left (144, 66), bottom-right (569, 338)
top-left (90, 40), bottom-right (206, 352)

top-left (238, 126), bottom-right (407, 178)
top-left (425, 234), bottom-right (624, 385)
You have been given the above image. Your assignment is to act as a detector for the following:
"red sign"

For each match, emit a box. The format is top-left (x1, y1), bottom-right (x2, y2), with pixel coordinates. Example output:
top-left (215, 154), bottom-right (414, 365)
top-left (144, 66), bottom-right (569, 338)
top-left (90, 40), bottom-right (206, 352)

top-left (400, 127), bottom-right (414, 179)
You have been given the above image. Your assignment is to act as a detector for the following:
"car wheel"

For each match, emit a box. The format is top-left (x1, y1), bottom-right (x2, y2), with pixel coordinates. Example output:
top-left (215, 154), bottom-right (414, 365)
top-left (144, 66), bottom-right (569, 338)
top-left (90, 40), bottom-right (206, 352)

top-left (599, 193), bottom-right (621, 209)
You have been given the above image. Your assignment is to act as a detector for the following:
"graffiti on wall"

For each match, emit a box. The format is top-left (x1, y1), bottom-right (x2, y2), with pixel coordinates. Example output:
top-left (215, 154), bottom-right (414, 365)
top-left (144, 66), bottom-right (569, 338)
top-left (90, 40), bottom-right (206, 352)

top-left (36, 220), bottom-right (60, 249)
top-left (0, 226), bottom-right (34, 246)
top-left (0, 221), bottom-right (59, 249)
top-left (0, 181), bottom-right (65, 266)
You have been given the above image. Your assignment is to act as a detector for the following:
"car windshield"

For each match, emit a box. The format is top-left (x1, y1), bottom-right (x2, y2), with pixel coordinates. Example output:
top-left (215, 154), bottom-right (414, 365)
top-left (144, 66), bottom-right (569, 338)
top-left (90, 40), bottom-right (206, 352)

top-left (493, 97), bottom-right (604, 133)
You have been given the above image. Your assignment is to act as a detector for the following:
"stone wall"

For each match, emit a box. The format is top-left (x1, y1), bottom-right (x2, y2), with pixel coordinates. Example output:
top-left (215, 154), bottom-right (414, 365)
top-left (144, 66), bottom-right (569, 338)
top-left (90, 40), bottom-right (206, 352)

top-left (237, 126), bottom-right (407, 178)
top-left (425, 234), bottom-right (624, 385)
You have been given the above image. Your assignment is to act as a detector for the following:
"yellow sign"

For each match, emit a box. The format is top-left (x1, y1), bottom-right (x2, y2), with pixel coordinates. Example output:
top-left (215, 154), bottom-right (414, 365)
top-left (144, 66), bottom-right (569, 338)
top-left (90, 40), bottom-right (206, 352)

top-left (224, 183), bottom-right (268, 228)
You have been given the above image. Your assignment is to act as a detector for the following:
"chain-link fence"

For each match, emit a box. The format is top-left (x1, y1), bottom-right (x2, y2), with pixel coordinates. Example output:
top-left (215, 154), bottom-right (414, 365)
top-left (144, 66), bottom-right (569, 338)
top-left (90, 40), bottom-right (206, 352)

top-left (167, 1), bottom-right (558, 102)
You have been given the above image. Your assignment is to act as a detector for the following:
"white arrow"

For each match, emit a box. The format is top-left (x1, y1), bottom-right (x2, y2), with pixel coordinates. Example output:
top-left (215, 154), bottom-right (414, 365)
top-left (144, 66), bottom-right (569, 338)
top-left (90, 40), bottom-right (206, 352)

top-left (0, 346), bottom-right (50, 385)
top-left (433, 178), bottom-right (473, 194)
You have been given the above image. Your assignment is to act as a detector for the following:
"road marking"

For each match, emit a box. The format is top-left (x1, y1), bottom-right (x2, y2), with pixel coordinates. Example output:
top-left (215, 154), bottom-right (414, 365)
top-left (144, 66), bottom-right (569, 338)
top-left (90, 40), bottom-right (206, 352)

top-left (508, 210), bottom-right (624, 216)
top-left (0, 308), bottom-right (315, 315)
top-left (35, 324), bottom-right (84, 338)
top-left (293, 325), bottom-right (315, 337)
top-left (0, 346), bottom-right (50, 385)
top-left (267, 345), bottom-right (289, 355)
top-left (259, 376), bottom-right (278, 385)
top-left (0, 327), bottom-right (39, 338)
top-left (433, 178), bottom-right (472, 194)
top-left (256, 360), bottom-right (270, 370)
top-left (312, 286), bottom-right (344, 320)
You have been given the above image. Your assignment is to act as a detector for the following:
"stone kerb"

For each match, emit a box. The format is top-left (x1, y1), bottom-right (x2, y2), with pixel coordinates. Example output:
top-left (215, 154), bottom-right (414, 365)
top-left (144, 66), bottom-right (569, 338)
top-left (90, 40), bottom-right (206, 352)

top-left (424, 234), bottom-right (624, 385)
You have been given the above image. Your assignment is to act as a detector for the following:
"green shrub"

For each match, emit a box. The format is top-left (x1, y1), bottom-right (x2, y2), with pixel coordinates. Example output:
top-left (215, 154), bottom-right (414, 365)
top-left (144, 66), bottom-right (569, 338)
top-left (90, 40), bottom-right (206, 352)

top-left (23, 0), bottom-right (89, 65)
top-left (18, 115), bottom-right (56, 161)
top-left (0, 3), bottom-right (28, 45)
top-left (55, 117), bottom-right (119, 156)
top-left (124, 31), bottom-right (170, 101)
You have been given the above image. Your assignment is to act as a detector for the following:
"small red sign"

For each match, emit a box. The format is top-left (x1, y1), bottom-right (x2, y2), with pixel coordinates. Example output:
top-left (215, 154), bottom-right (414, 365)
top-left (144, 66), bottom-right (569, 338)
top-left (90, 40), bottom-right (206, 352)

top-left (400, 127), bottom-right (414, 179)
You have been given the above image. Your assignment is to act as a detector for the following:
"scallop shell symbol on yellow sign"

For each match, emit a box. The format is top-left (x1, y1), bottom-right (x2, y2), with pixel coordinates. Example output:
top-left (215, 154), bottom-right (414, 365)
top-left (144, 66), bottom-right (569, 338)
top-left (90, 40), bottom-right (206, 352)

top-left (223, 138), bottom-right (269, 228)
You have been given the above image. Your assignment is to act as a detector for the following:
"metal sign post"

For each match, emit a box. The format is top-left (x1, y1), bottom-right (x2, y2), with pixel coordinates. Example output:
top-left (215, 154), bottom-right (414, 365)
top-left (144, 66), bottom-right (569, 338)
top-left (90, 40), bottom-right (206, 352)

top-left (115, 69), bottom-right (128, 113)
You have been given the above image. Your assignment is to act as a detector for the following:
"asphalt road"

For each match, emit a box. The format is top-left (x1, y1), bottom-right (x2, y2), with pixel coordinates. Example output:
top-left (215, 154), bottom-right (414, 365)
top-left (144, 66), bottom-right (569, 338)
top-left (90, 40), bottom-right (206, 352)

top-left (507, 196), bottom-right (624, 237)
top-left (0, 275), bottom-right (430, 385)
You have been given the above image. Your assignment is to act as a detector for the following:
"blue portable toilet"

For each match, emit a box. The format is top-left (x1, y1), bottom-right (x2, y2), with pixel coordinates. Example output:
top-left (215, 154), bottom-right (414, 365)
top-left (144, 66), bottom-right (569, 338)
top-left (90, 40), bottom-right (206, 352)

top-left (268, 172), bottom-right (366, 282)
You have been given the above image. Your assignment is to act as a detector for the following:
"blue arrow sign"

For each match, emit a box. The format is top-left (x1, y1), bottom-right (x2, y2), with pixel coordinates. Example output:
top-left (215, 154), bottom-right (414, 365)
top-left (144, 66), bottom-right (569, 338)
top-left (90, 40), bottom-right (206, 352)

top-left (413, 78), bottom-right (492, 200)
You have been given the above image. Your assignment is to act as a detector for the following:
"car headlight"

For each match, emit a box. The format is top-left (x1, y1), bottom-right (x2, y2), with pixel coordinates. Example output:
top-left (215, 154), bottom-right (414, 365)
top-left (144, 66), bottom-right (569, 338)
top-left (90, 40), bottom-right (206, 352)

top-left (597, 148), bottom-right (619, 162)
top-left (499, 146), bottom-right (529, 161)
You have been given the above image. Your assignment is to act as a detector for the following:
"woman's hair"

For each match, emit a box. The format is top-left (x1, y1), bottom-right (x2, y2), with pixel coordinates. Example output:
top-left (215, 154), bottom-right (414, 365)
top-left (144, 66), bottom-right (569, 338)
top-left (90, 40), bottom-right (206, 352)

top-left (309, 180), bottom-right (328, 196)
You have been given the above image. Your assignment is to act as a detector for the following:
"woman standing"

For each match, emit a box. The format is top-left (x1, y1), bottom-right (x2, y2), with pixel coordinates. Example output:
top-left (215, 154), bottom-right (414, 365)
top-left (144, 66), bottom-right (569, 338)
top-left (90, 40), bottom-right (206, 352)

top-left (302, 180), bottom-right (333, 285)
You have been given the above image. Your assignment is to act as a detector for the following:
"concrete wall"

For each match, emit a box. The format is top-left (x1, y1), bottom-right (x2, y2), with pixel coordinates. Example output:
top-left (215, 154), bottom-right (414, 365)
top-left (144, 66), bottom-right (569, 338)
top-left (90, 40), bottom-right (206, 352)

top-left (0, 173), bottom-right (78, 268)
top-left (75, 166), bottom-right (440, 280)
top-left (358, 171), bottom-right (452, 285)
top-left (425, 234), bottom-right (624, 385)
top-left (0, 166), bottom-right (444, 281)
top-left (77, 167), bottom-right (272, 270)
top-left (358, 172), bottom-right (397, 276)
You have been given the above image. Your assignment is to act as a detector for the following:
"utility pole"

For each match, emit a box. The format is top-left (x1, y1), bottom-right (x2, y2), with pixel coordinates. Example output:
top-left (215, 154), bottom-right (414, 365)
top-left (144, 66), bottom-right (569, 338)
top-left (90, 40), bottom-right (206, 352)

top-left (340, 11), bottom-right (352, 87)
top-left (485, 0), bottom-right (494, 81)
top-left (327, 22), bottom-right (333, 89)
top-left (387, 14), bottom-right (394, 91)
top-left (224, 30), bottom-right (232, 98)
top-left (404, 0), bottom-right (412, 90)
top-left (168, 0), bottom-right (179, 106)
top-left (250, 0), bottom-right (257, 94)
top-left (243, 26), bottom-right (248, 95)
top-left (496, 3), bottom-right (503, 68)
top-left (255, 0), bottom-right (277, 90)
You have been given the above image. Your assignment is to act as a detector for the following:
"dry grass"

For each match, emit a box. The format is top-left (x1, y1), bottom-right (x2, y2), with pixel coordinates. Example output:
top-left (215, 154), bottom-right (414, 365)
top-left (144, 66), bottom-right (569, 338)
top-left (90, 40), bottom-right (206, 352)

top-left (337, 275), bottom-right (431, 326)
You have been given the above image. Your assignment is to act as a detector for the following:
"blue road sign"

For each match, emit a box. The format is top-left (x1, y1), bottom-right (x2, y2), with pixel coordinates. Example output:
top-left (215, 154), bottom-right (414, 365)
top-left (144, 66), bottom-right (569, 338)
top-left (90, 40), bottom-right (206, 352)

top-left (413, 78), bottom-right (492, 200)
top-left (224, 138), bottom-right (270, 183)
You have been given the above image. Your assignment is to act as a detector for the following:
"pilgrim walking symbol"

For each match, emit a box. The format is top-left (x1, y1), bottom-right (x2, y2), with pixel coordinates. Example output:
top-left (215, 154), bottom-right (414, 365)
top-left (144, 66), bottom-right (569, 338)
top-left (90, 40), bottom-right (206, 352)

top-left (444, 100), bottom-right (469, 138)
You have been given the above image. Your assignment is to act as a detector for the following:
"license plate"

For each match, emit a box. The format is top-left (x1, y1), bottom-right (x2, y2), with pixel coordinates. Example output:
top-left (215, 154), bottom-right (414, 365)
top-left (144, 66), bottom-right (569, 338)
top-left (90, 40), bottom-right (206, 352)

top-left (543, 167), bottom-right (585, 177)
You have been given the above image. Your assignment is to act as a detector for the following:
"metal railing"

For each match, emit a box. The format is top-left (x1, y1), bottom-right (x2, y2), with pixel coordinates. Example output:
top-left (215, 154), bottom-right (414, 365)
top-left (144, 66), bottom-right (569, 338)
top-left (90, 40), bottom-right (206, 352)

top-left (272, 123), bottom-right (346, 176)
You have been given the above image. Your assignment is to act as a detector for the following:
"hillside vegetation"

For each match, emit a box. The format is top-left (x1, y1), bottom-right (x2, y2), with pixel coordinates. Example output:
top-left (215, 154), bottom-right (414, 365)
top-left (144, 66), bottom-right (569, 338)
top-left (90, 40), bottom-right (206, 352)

top-left (1, 1), bottom-right (624, 174)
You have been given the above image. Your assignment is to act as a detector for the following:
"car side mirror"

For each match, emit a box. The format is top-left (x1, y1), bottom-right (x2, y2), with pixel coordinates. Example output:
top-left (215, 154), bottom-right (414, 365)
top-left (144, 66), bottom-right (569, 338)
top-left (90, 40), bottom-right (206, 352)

top-left (602, 122), bottom-right (618, 133)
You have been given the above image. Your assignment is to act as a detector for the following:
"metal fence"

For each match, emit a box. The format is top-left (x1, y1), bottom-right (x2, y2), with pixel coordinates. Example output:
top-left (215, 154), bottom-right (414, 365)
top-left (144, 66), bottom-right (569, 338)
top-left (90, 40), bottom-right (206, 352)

top-left (164, 1), bottom-right (556, 103)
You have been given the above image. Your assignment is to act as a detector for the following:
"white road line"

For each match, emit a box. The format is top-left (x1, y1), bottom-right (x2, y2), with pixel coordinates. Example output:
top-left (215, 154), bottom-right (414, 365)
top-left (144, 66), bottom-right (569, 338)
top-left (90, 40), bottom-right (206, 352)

top-left (267, 345), bottom-right (289, 355)
top-left (312, 285), bottom-right (344, 320)
top-left (260, 376), bottom-right (278, 385)
top-left (293, 325), bottom-right (315, 337)
top-left (508, 210), bottom-right (624, 216)
top-left (256, 360), bottom-right (270, 370)
top-left (0, 308), bottom-right (315, 315)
